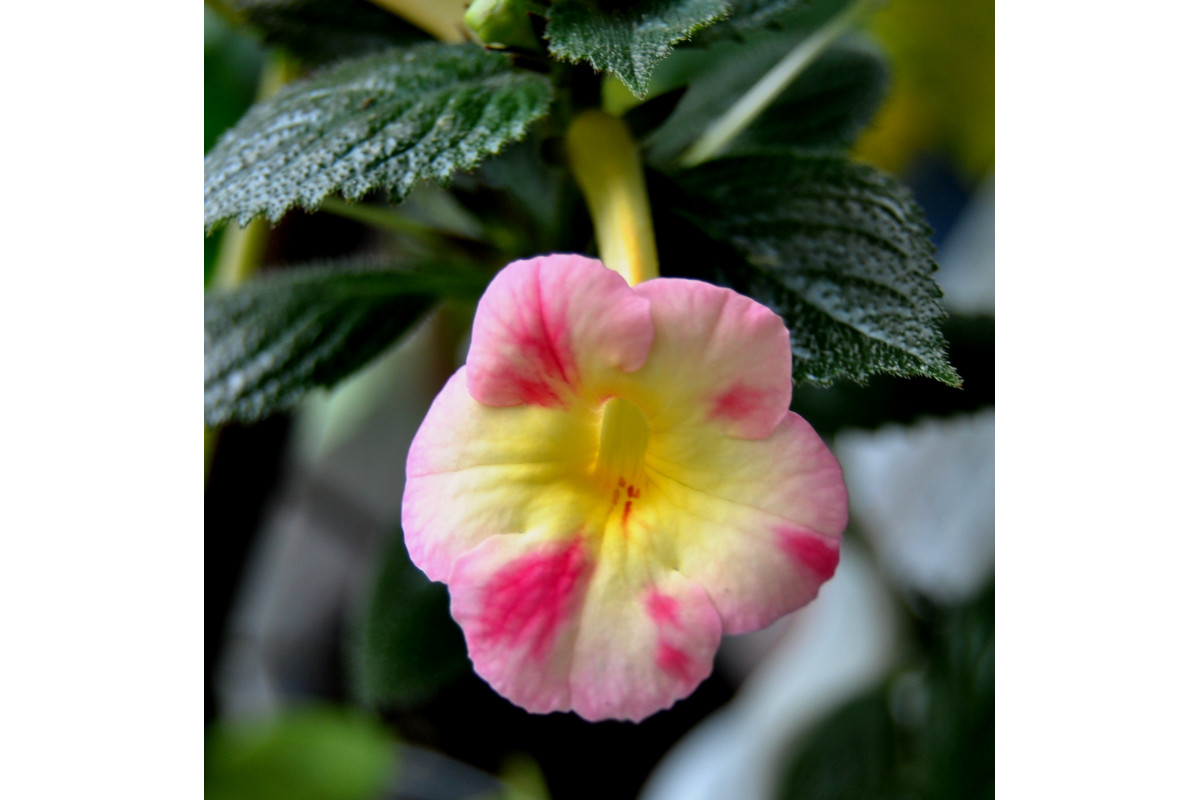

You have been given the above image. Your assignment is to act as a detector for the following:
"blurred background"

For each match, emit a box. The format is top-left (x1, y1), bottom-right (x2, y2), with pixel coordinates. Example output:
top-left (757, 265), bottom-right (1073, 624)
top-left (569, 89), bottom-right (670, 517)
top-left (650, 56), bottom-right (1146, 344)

top-left (205, 1), bottom-right (994, 797)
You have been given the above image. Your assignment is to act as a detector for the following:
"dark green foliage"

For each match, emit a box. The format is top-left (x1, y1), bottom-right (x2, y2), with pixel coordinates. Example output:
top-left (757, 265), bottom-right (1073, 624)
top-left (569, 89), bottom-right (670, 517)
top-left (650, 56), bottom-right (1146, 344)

top-left (672, 152), bottom-right (960, 387)
top-left (778, 586), bottom-right (994, 800)
top-left (779, 687), bottom-right (901, 800)
top-left (205, 706), bottom-right (395, 800)
top-left (204, 262), bottom-right (488, 426)
top-left (791, 314), bottom-right (994, 436)
top-left (729, 39), bottom-right (888, 152)
top-left (230, 0), bottom-right (427, 65)
top-left (204, 44), bottom-right (553, 232)
top-left (545, 0), bottom-right (732, 96)
top-left (205, 12), bottom-right (264, 285)
top-left (349, 532), bottom-right (469, 709)
top-left (687, 0), bottom-right (806, 44)
top-left (646, 38), bottom-right (888, 164)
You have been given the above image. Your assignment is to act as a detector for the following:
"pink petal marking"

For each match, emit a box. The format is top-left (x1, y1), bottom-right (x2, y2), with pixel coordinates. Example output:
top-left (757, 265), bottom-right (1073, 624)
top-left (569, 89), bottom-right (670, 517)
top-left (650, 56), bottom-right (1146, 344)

top-left (501, 276), bottom-right (577, 408)
top-left (476, 537), bottom-right (591, 662)
top-left (655, 641), bottom-right (703, 684)
top-left (709, 382), bottom-right (771, 425)
top-left (646, 589), bottom-right (681, 628)
top-left (466, 255), bottom-right (654, 410)
top-left (644, 588), bottom-right (705, 684)
top-left (776, 525), bottom-right (841, 583)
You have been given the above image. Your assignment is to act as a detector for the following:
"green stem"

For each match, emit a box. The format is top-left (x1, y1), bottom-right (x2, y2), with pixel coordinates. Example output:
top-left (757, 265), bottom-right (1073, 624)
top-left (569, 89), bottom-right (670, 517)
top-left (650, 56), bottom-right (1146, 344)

top-left (212, 217), bottom-right (269, 289)
top-left (679, 0), bottom-right (873, 168)
top-left (564, 110), bottom-right (660, 286)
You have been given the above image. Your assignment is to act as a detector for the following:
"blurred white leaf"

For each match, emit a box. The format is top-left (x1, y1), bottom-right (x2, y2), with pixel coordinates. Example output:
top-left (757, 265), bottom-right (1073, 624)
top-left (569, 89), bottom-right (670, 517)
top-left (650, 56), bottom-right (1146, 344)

top-left (836, 408), bottom-right (995, 604)
top-left (641, 543), bottom-right (899, 800)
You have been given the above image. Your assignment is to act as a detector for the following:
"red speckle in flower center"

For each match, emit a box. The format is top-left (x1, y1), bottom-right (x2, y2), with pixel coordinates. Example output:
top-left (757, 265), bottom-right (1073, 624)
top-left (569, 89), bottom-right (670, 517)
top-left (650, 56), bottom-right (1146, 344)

top-left (609, 480), bottom-right (644, 533)
top-left (477, 538), bottom-right (591, 662)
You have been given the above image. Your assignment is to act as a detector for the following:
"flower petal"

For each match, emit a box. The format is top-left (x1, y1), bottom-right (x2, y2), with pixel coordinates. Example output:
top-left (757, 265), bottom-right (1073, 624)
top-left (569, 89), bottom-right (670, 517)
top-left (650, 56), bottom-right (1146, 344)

top-left (446, 528), bottom-right (723, 722)
top-left (624, 278), bottom-right (793, 440)
top-left (448, 532), bottom-right (594, 714)
top-left (402, 368), bottom-right (600, 583)
top-left (643, 412), bottom-right (848, 634)
top-left (568, 563), bottom-right (722, 723)
top-left (466, 255), bottom-right (654, 409)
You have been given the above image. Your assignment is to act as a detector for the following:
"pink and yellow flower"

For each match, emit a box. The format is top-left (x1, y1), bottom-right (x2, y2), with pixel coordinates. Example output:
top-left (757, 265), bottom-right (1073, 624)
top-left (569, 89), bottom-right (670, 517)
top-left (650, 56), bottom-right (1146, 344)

top-left (402, 254), bottom-right (848, 721)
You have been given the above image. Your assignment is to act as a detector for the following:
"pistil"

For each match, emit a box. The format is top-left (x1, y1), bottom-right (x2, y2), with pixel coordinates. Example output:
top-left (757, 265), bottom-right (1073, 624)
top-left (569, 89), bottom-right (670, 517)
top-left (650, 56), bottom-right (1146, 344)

top-left (593, 397), bottom-right (651, 496)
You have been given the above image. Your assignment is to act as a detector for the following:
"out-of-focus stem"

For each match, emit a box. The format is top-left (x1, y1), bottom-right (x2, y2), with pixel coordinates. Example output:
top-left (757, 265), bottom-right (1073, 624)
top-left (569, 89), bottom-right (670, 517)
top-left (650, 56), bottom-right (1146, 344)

top-left (365, 0), bottom-right (469, 43)
top-left (564, 110), bottom-right (659, 286)
top-left (679, 0), bottom-right (873, 168)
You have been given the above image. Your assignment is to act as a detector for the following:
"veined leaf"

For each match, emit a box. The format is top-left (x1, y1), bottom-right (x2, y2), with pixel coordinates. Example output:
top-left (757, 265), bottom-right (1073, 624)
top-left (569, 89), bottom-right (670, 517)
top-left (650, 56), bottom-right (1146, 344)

top-left (204, 262), bottom-right (487, 426)
top-left (672, 152), bottom-right (960, 386)
top-left (229, 0), bottom-right (427, 65)
top-left (204, 44), bottom-right (553, 232)
top-left (545, 0), bottom-right (732, 97)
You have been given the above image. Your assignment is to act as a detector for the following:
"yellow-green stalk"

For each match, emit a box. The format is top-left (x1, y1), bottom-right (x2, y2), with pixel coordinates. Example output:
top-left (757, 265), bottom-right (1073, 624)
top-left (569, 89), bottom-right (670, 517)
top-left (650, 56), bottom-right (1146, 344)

top-left (564, 110), bottom-right (660, 286)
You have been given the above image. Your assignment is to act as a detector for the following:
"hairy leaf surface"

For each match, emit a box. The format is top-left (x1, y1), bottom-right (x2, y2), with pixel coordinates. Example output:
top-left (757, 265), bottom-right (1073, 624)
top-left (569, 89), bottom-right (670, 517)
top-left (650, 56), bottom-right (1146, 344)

top-left (205, 262), bottom-right (487, 425)
top-left (204, 44), bottom-right (553, 231)
top-left (673, 152), bottom-right (960, 386)
top-left (545, 0), bottom-right (731, 96)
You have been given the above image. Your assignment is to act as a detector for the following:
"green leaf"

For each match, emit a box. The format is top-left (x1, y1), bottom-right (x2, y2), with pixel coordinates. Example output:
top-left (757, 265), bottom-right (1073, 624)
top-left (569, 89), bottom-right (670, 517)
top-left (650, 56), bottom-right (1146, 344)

top-left (727, 39), bottom-right (888, 152)
top-left (545, 0), bottom-right (732, 96)
top-left (204, 261), bottom-right (487, 426)
top-left (687, 0), bottom-right (805, 45)
top-left (229, 0), bottom-right (428, 66)
top-left (349, 532), bottom-right (469, 709)
top-left (646, 37), bottom-right (888, 165)
top-left (204, 43), bottom-right (553, 232)
top-left (206, 706), bottom-right (395, 800)
top-left (778, 687), bottom-right (899, 800)
top-left (670, 152), bottom-right (960, 386)
top-left (778, 585), bottom-right (994, 800)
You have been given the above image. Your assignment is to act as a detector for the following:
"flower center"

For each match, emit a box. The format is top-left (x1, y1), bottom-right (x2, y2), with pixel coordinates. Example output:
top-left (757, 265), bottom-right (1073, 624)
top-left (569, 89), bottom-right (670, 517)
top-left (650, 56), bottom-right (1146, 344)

top-left (594, 397), bottom-right (650, 493)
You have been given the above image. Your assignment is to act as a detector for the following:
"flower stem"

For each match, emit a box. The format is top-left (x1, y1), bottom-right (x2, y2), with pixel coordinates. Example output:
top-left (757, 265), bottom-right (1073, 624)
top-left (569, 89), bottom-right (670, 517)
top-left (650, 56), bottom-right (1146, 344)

top-left (565, 110), bottom-right (660, 286)
top-left (679, 0), bottom-right (873, 168)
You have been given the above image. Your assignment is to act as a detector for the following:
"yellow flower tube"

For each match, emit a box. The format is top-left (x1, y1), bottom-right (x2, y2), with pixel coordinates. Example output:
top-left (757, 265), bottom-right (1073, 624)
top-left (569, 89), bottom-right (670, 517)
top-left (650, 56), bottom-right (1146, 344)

top-left (565, 110), bottom-right (660, 286)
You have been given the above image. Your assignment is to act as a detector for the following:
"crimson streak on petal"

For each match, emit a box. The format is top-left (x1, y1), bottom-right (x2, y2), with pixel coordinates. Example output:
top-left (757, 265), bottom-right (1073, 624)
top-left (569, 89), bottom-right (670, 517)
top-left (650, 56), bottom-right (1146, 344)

top-left (477, 537), bottom-right (591, 662)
